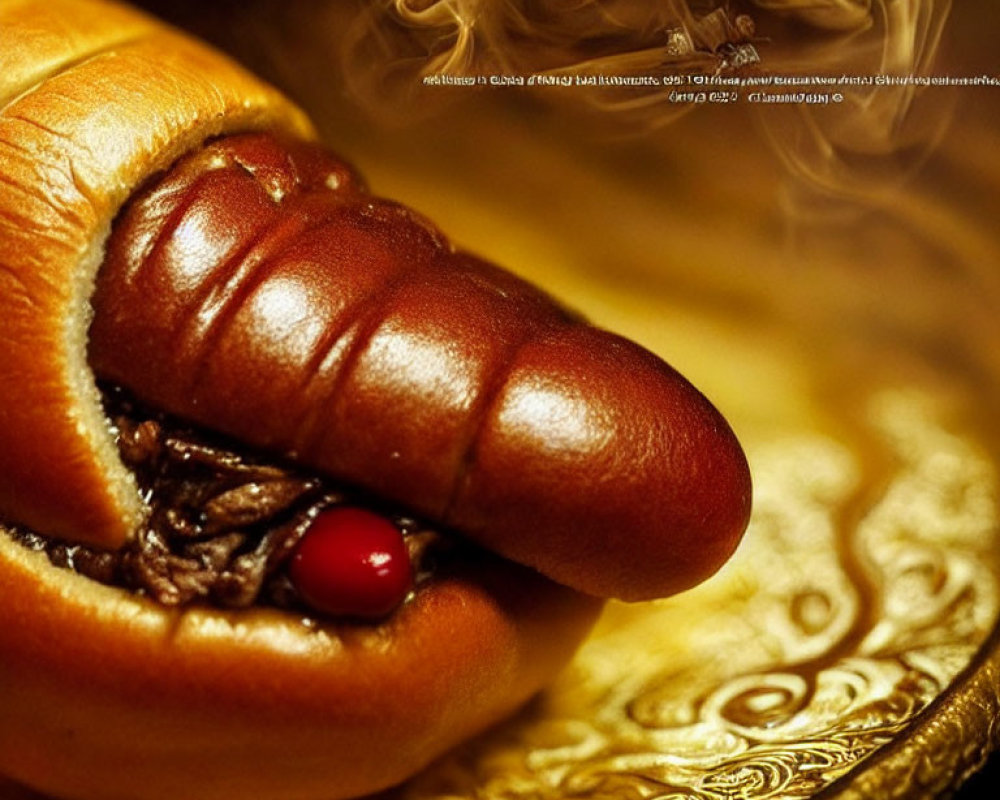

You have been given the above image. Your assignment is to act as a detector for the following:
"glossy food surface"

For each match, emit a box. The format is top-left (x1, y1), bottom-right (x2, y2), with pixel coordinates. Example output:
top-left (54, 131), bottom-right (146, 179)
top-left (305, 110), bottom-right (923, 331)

top-left (89, 133), bottom-right (752, 600)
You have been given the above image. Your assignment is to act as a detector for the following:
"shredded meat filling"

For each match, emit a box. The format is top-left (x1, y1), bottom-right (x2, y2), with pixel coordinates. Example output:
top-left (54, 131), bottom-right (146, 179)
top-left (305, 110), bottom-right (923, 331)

top-left (9, 386), bottom-right (444, 614)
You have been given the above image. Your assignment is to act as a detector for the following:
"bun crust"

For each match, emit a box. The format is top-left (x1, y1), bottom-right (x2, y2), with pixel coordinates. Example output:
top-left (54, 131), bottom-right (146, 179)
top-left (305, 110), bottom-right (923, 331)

top-left (0, 533), bottom-right (601, 800)
top-left (0, 0), bottom-right (312, 548)
top-left (0, 6), bottom-right (602, 799)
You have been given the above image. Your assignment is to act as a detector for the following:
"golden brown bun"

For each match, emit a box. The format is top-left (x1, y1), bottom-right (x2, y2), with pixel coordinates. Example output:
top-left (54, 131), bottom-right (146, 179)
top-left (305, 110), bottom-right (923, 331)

top-left (0, 532), bottom-right (602, 800)
top-left (0, 5), bottom-right (602, 799)
top-left (0, 0), bottom-right (313, 549)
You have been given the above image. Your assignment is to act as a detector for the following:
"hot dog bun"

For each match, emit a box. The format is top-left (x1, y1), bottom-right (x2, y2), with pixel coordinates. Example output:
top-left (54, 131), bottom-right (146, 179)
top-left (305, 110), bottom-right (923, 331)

top-left (0, 530), bottom-right (601, 800)
top-left (0, 0), bottom-right (312, 548)
top-left (0, 3), bottom-right (603, 799)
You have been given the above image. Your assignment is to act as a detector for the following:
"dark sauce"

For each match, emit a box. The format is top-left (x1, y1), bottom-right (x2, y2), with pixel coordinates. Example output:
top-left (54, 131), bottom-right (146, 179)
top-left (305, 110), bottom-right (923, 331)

top-left (8, 385), bottom-right (450, 617)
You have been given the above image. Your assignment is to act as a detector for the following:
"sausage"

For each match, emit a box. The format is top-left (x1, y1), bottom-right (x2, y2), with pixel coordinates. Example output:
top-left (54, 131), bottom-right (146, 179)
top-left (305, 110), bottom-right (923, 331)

top-left (89, 132), bottom-right (752, 601)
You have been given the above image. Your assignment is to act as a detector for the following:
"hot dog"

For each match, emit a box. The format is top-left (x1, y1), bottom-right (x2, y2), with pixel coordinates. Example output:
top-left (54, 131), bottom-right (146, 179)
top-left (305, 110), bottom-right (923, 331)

top-left (0, 1), bottom-right (751, 799)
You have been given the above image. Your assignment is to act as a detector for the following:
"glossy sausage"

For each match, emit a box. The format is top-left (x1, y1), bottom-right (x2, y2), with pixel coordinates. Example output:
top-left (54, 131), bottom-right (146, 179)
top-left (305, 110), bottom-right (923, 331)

top-left (89, 132), bottom-right (752, 600)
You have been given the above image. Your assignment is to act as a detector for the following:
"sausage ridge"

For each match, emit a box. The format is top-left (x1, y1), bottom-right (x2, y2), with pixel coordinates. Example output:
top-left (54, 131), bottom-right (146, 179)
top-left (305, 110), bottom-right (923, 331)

top-left (89, 131), bottom-right (752, 600)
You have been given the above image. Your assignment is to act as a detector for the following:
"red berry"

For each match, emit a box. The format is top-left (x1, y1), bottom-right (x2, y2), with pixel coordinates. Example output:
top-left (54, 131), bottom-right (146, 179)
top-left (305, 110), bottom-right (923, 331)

top-left (289, 507), bottom-right (413, 620)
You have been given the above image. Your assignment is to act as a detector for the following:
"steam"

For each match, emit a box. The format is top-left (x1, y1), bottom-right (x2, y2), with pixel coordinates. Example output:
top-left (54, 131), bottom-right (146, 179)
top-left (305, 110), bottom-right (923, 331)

top-left (375, 0), bottom-right (751, 75)
top-left (754, 0), bottom-right (874, 32)
top-left (339, 1), bottom-right (762, 128)
top-left (339, 0), bottom-right (955, 195)
top-left (760, 0), bottom-right (954, 200)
